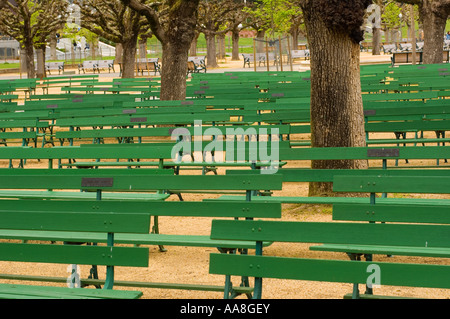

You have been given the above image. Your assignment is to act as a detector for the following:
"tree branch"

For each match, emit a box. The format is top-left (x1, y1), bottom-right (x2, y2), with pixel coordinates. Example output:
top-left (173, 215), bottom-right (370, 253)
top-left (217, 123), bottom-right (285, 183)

top-left (121, 0), bottom-right (166, 42)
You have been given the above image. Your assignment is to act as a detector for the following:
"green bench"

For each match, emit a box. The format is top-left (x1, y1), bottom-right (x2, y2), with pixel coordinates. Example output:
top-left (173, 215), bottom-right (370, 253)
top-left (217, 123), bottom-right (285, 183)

top-left (209, 174), bottom-right (450, 299)
top-left (0, 169), bottom-right (282, 297)
top-left (0, 118), bottom-right (50, 148)
top-left (209, 145), bottom-right (450, 205)
top-left (0, 94), bottom-right (19, 103)
top-left (54, 111), bottom-right (231, 128)
top-left (0, 79), bottom-right (38, 98)
top-left (60, 139), bottom-right (288, 178)
top-left (54, 123), bottom-right (287, 146)
top-left (37, 75), bottom-right (99, 94)
top-left (60, 86), bottom-right (160, 99)
top-left (0, 185), bottom-right (150, 298)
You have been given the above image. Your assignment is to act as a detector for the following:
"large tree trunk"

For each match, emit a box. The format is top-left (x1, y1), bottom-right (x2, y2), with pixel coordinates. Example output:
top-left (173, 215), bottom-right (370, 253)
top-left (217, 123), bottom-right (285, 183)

top-left (23, 37), bottom-right (35, 79)
top-left (217, 33), bottom-right (226, 60)
top-left (302, 3), bottom-right (368, 196)
top-left (121, 36), bottom-right (138, 78)
top-left (205, 31), bottom-right (218, 68)
top-left (35, 46), bottom-right (46, 79)
top-left (290, 28), bottom-right (299, 50)
top-left (115, 43), bottom-right (123, 63)
top-left (231, 28), bottom-right (240, 60)
top-left (420, 1), bottom-right (448, 64)
top-left (372, 27), bottom-right (381, 55)
top-left (190, 32), bottom-right (199, 56)
top-left (160, 41), bottom-right (190, 100)
top-left (49, 33), bottom-right (57, 60)
top-left (255, 29), bottom-right (265, 53)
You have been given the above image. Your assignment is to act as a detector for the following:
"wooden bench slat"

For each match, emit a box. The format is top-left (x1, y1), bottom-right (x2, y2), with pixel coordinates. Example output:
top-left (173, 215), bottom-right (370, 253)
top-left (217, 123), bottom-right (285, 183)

top-left (0, 284), bottom-right (143, 299)
top-left (0, 174), bottom-right (283, 191)
top-left (309, 244), bottom-right (450, 258)
top-left (210, 220), bottom-right (450, 248)
top-left (332, 203), bottom-right (450, 224)
top-left (205, 195), bottom-right (450, 206)
top-left (209, 254), bottom-right (450, 289)
top-left (333, 175), bottom-right (450, 194)
top-left (0, 242), bottom-right (149, 267)
top-left (0, 210), bottom-right (150, 233)
top-left (0, 199), bottom-right (282, 219)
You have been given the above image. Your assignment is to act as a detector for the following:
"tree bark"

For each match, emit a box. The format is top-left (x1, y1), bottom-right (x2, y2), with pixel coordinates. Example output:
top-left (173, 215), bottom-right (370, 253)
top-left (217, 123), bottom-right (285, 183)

top-left (302, 2), bottom-right (368, 196)
top-left (160, 41), bottom-right (190, 100)
top-left (205, 31), bottom-right (218, 68)
top-left (115, 43), bottom-right (123, 63)
top-left (217, 33), bottom-right (226, 60)
top-left (190, 32), bottom-right (199, 56)
top-left (420, 0), bottom-right (448, 64)
top-left (372, 27), bottom-right (381, 55)
top-left (35, 46), bottom-right (46, 79)
top-left (49, 33), bottom-right (57, 60)
top-left (23, 36), bottom-right (35, 79)
top-left (121, 36), bottom-right (138, 78)
top-left (231, 29), bottom-right (240, 61)
top-left (255, 29), bottom-right (265, 53)
top-left (290, 28), bottom-right (299, 50)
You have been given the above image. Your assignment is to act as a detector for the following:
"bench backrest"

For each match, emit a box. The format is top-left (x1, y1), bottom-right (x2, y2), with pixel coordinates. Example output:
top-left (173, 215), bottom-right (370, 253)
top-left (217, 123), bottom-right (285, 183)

top-left (0, 169), bottom-right (283, 192)
top-left (97, 60), bottom-right (113, 67)
top-left (0, 169), bottom-right (283, 219)
top-left (55, 124), bottom-right (288, 140)
top-left (332, 203), bottom-right (450, 224)
top-left (210, 219), bottom-right (450, 248)
top-left (54, 112), bottom-right (231, 127)
top-left (291, 50), bottom-right (309, 58)
top-left (83, 61), bottom-right (97, 68)
top-left (0, 190), bottom-right (150, 289)
top-left (226, 167), bottom-right (450, 183)
top-left (278, 145), bottom-right (450, 162)
top-left (333, 175), bottom-right (450, 195)
top-left (188, 56), bottom-right (204, 64)
top-left (0, 211), bottom-right (150, 265)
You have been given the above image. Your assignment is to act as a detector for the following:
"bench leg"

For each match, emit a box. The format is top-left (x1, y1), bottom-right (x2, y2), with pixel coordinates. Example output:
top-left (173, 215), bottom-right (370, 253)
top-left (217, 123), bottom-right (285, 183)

top-left (151, 216), bottom-right (167, 252)
top-left (394, 132), bottom-right (409, 165)
top-left (347, 253), bottom-right (362, 299)
top-left (435, 130), bottom-right (448, 164)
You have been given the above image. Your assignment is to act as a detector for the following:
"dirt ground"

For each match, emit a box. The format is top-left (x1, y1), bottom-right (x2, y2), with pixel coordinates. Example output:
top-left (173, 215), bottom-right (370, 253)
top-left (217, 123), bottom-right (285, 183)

top-left (0, 54), bottom-right (448, 300)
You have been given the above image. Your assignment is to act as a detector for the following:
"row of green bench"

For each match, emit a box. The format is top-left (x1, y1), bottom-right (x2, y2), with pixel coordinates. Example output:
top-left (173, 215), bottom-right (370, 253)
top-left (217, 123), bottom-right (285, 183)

top-left (0, 167), bottom-right (283, 299)
top-left (0, 144), bottom-right (447, 299)
top-left (0, 96), bottom-right (448, 150)
top-left (209, 173), bottom-right (450, 299)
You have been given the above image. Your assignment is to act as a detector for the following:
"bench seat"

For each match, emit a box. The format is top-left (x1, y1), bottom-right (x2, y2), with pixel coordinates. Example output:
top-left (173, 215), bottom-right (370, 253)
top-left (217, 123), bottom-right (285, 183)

top-left (0, 283), bottom-right (143, 299)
